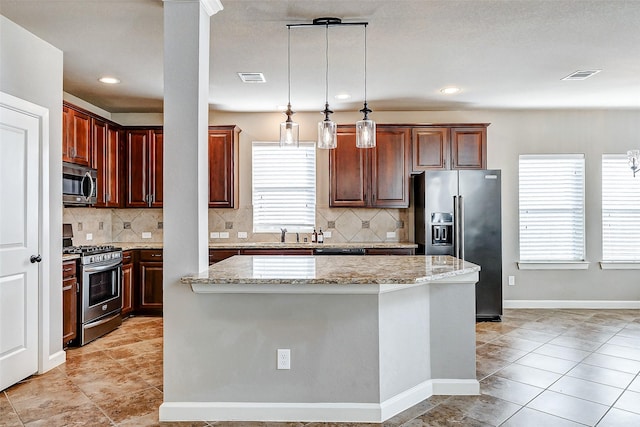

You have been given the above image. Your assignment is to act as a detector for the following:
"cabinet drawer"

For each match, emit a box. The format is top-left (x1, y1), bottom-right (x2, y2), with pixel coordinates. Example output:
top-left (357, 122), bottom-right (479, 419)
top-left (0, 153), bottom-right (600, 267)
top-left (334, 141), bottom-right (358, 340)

top-left (62, 260), bottom-right (77, 278)
top-left (122, 250), bottom-right (134, 265)
top-left (138, 249), bottom-right (163, 262)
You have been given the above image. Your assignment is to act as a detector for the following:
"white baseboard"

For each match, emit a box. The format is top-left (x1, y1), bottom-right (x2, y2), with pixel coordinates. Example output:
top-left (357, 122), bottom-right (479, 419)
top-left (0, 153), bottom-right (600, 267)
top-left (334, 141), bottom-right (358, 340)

top-left (159, 378), bottom-right (479, 423)
top-left (39, 350), bottom-right (66, 374)
top-left (504, 300), bottom-right (640, 309)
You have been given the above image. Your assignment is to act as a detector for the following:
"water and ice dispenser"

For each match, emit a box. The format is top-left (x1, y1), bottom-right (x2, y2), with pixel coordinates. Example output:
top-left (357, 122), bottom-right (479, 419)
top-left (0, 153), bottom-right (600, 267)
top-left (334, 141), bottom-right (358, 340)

top-left (431, 212), bottom-right (453, 246)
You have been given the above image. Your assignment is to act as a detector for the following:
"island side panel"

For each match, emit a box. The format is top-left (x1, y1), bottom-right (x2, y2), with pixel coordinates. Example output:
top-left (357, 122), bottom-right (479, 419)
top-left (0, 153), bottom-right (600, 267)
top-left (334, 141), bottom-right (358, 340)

top-left (378, 285), bottom-right (430, 401)
top-left (167, 292), bottom-right (381, 403)
top-left (428, 275), bottom-right (478, 382)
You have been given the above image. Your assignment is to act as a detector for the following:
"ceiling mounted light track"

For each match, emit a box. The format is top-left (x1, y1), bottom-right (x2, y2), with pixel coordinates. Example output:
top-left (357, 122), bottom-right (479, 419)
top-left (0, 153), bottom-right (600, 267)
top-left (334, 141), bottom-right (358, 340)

top-left (284, 17), bottom-right (375, 149)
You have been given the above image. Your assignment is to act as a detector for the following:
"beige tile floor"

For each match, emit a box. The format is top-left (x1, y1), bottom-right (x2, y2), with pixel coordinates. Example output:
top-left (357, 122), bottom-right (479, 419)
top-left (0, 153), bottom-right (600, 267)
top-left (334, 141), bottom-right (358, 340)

top-left (2, 309), bottom-right (640, 426)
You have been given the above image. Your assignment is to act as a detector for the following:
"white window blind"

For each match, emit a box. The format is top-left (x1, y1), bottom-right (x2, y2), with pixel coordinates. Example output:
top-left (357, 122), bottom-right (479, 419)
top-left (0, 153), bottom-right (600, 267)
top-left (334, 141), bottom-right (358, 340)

top-left (252, 141), bottom-right (316, 233)
top-left (519, 154), bottom-right (585, 261)
top-left (602, 155), bottom-right (640, 261)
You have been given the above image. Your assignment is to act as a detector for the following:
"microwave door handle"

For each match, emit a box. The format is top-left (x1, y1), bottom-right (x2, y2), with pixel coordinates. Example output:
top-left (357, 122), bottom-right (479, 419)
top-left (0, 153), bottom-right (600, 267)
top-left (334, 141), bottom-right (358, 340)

top-left (82, 171), bottom-right (95, 201)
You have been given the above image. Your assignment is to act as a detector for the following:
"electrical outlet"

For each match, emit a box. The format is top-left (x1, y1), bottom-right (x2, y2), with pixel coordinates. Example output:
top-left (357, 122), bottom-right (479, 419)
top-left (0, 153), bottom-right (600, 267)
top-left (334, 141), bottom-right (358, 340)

top-left (323, 231), bottom-right (332, 238)
top-left (142, 232), bottom-right (152, 239)
top-left (219, 232), bottom-right (229, 239)
top-left (386, 231), bottom-right (396, 238)
top-left (508, 276), bottom-right (515, 286)
top-left (238, 231), bottom-right (248, 239)
top-left (210, 232), bottom-right (220, 239)
top-left (277, 349), bottom-right (290, 370)
top-left (86, 233), bottom-right (93, 241)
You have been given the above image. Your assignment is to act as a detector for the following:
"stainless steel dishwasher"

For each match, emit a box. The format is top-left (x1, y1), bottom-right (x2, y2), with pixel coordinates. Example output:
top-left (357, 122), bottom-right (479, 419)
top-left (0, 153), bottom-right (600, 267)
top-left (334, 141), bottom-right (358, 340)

top-left (313, 248), bottom-right (366, 255)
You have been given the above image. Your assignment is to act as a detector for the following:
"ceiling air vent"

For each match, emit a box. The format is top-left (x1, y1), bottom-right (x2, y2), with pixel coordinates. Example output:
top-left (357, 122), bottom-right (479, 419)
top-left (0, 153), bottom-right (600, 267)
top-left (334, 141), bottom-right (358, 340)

top-left (562, 70), bottom-right (601, 81)
top-left (237, 72), bottom-right (266, 83)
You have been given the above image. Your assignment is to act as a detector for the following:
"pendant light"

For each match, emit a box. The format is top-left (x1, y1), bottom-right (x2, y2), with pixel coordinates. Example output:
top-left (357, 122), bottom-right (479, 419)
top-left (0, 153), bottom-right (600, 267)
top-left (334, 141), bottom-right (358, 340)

top-left (280, 26), bottom-right (299, 148)
top-left (317, 22), bottom-right (337, 150)
top-left (356, 24), bottom-right (376, 148)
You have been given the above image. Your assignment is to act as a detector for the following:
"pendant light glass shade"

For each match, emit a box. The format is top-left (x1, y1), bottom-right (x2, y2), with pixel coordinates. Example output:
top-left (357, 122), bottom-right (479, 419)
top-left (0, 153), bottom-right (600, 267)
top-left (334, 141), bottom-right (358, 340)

top-left (356, 118), bottom-right (376, 148)
top-left (317, 23), bottom-right (337, 150)
top-left (318, 103), bottom-right (337, 149)
top-left (280, 103), bottom-right (299, 147)
top-left (280, 27), bottom-right (299, 148)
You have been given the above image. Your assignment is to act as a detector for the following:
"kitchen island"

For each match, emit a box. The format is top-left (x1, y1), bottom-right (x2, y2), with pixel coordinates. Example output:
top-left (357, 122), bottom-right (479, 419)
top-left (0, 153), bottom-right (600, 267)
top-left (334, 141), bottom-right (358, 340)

top-left (161, 255), bottom-right (480, 423)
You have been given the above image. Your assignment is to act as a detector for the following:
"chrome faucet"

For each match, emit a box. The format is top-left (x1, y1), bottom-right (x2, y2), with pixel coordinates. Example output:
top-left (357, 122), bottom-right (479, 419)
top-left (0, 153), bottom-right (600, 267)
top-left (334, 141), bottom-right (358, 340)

top-left (280, 228), bottom-right (287, 243)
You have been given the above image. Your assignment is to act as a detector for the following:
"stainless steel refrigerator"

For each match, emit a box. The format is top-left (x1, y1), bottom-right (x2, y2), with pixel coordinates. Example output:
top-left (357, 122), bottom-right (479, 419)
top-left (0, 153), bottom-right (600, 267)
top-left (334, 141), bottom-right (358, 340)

top-left (414, 170), bottom-right (502, 321)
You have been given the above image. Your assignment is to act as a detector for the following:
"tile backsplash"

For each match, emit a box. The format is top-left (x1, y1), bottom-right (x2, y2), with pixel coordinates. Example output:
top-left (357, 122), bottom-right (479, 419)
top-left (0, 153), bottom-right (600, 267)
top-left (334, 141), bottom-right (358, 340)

top-left (63, 207), bottom-right (410, 245)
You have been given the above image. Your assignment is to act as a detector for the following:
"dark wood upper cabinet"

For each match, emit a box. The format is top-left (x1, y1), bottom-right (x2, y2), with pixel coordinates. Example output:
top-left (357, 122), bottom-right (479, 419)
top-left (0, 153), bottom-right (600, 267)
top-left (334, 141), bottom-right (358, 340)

top-left (451, 127), bottom-right (486, 169)
top-left (125, 128), bottom-right (163, 207)
top-left (412, 127), bottom-right (450, 171)
top-left (63, 104), bottom-right (91, 166)
top-left (330, 126), bottom-right (410, 208)
top-left (208, 126), bottom-right (241, 208)
top-left (330, 128), bottom-right (368, 207)
top-left (370, 127), bottom-right (411, 207)
top-left (411, 125), bottom-right (487, 173)
top-left (92, 118), bottom-right (123, 207)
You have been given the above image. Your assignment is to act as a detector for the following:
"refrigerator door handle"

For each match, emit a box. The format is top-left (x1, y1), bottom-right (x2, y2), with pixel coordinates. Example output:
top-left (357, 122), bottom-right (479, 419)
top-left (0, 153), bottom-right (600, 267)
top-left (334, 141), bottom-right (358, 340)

top-left (459, 195), bottom-right (465, 261)
top-left (453, 195), bottom-right (460, 259)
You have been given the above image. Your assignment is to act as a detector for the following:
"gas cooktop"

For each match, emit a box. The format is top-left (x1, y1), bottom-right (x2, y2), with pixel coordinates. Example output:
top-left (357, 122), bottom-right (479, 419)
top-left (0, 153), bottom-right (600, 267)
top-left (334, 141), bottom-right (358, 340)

top-left (63, 245), bottom-right (121, 255)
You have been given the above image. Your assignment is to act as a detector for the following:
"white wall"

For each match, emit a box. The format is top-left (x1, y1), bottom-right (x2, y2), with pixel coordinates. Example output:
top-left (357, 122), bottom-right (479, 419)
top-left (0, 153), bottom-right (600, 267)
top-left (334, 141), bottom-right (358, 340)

top-left (0, 15), bottom-right (64, 367)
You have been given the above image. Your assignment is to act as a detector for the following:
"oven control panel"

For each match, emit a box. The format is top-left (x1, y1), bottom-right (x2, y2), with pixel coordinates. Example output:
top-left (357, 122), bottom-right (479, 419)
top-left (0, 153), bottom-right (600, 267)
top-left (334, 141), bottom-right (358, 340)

top-left (82, 251), bottom-right (122, 265)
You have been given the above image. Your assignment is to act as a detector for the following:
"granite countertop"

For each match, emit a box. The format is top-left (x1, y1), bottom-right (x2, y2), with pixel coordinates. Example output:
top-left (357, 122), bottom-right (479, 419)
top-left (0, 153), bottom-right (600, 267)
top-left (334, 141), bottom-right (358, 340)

top-left (62, 254), bottom-right (80, 261)
top-left (181, 255), bottom-right (479, 286)
top-left (116, 242), bottom-right (418, 251)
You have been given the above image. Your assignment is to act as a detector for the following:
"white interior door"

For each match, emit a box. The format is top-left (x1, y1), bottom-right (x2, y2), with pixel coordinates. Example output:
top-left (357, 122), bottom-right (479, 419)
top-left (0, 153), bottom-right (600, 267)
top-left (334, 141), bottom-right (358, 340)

top-left (0, 94), bottom-right (41, 391)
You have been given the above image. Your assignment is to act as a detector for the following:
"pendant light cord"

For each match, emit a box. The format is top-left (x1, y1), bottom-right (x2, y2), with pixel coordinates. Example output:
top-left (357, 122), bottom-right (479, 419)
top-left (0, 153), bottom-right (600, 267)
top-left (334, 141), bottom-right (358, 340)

top-left (363, 24), bottom-right (367, 103)
top-left (287, 26), bottom-right (291, 105)
top-left (324, 23), bottom-right (329, 106)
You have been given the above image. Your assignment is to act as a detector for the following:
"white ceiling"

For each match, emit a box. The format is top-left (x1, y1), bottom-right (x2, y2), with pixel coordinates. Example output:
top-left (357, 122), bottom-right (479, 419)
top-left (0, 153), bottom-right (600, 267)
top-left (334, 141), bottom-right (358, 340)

top-left (2, 0), bottom-right (640, 114)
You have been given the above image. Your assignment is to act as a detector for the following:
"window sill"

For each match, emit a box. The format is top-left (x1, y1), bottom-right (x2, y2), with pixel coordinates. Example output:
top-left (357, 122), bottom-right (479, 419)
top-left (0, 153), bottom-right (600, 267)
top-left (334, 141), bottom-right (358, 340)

top-left (600, 262), bottom-right (640, 270)
top-left (517, 261), bottom-right (590, 270)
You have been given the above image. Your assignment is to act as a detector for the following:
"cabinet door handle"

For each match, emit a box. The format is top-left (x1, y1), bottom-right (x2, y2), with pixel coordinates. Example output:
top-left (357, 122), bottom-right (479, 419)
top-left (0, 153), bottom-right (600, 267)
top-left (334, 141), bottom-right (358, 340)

top-left (151, 254), bottom-right (162, 257)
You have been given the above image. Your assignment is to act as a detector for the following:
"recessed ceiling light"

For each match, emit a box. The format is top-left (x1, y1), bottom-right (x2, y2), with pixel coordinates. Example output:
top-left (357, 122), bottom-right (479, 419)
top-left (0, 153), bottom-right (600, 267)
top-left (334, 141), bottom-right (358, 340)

top-left (562, 70), bottom-right (601, 81)
top-left (98, 76), bottom-right (120, 84)
top-left (335, 93), bottom-right (351, 100)
top-left (237, 72), bottom-right (266, 83)
top-left (440, 87), bottom-right (461, 95)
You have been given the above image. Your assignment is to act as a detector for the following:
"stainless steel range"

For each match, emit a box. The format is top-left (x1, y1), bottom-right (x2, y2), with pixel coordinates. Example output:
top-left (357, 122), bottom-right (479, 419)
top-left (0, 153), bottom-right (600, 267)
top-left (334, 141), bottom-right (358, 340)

top-left (64, 244), bottom-right (123, 345)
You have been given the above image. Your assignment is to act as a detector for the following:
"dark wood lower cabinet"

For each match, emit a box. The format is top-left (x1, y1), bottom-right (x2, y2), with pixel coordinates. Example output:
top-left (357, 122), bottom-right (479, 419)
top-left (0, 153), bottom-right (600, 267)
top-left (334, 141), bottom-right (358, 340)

top-left (137, 249), bottom-right (163, 315)
top-left (62, 260), bottom-right (78, 347)
top-left (121, 250), bottom-right (134, 318)
top-left (364, 248), bottom-right (415, 255)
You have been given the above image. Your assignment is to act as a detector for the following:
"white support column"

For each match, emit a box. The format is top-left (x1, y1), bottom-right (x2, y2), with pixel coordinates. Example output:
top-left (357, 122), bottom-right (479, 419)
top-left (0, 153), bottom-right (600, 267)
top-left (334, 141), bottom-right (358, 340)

top-left (161, 0), bottom-right (223, 407)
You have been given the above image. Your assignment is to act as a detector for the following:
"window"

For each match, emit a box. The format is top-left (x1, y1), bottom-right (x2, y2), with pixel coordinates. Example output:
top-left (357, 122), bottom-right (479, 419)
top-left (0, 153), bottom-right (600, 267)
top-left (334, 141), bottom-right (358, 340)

top-left (252, 141), bottom-right (315, 233)
top-left (602, 155), bottom-right (640, 261)
top-left (519, 154), bottom-right (585, 262)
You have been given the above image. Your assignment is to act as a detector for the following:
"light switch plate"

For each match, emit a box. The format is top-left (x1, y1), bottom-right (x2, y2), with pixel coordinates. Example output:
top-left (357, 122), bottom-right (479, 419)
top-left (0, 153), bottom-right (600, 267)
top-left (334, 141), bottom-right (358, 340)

top-left (220, 232), bottom-right (229, 239)
top-left (323, 231), bottom-right (332, 238)
top-left (86, 233), bottom-right (93, 241)
top-left (142, 232), bottom-right (152, 239)
top-left (238, 231), bottom-right (248, 239)
top-left (386, 231), bottom-right (396, 238)
top-left (210, 232), bottom-right (220, 239)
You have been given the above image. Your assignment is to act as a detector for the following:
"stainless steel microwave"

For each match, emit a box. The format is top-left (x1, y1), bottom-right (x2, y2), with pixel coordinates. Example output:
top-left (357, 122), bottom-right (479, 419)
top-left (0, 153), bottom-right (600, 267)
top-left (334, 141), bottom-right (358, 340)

top-left (63, 162), bottom-right (97, 206)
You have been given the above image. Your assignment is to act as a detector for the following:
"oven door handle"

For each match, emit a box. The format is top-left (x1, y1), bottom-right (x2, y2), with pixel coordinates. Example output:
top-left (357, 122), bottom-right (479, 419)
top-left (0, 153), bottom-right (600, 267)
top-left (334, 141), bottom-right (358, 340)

top-left (83, 261), bottom-right (122, 273)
